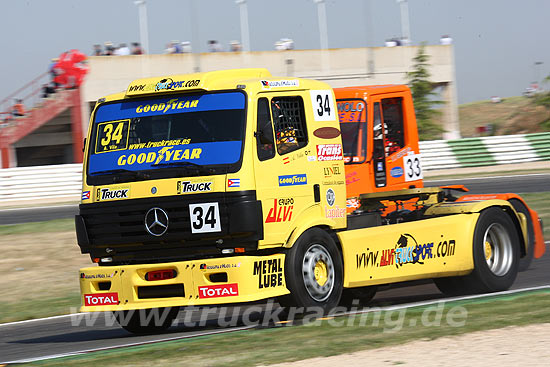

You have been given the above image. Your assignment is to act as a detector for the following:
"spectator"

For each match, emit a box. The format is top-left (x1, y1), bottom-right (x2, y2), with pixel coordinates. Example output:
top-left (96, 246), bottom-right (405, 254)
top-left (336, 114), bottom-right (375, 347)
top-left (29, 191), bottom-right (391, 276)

top-left (207, 40), bottom-right (222, 52)
top-left (181, 41), bottom-right (192, 53)
top-left (164, 42), bottom-right (175, 54)
top-left (42, 83), bottom-right (56, 98)
top-left (131, 42), bottom-right (144, 55)
top-left (92, 44), bottom-right (103, 56)
top-left (115, 43), bottom-right (130, 56)
top-left (12, 99), bottom-right (25, 117)
top-left (104, 41), bottom-right (115, 56)
top-left (274, 38), bottom-right (294, 50)
top-left (440, 35), bottom-right (453, 45)
top-left (230, 40), bottom-right (242, 52)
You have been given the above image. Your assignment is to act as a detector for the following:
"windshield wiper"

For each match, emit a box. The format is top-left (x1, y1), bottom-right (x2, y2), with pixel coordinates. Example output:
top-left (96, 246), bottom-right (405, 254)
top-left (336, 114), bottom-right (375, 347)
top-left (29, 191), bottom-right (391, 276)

top-left (152, 161), bottom-right (215, 175)
top-left (90, 169), bottom-right (150, 183)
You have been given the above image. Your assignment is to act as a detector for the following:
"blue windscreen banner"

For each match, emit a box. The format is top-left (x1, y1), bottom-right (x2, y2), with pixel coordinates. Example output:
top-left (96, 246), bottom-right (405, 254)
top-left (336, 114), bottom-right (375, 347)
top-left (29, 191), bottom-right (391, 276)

top-left (89, 141), bottom-right (242, 174)
top-left (94, 92), bottom-right (245, 123)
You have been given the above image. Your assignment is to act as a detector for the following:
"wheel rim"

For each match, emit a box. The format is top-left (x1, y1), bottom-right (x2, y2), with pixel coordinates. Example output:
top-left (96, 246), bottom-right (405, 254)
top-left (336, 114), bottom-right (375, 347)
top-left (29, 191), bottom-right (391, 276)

top-left (483, 223), bottom-right (513, 276)
top-left (302, 244), bottom-right (335, 302)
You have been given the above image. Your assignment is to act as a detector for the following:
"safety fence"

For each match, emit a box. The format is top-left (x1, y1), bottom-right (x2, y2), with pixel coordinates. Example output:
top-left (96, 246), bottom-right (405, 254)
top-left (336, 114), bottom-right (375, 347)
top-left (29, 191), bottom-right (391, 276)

top-left (0, 133), bottom-right (549, 203)
top-left (419, 132), bottom-right (550, 170)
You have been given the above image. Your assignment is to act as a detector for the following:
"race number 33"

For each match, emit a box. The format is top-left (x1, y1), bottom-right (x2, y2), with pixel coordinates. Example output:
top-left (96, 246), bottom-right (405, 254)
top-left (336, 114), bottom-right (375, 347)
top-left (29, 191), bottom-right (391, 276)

top-left (189, 203), bottom-right (221, 233)
top-left (310, 90), bottom-right (335, 121)
top-left (404, 153), bottom-right (423, 182)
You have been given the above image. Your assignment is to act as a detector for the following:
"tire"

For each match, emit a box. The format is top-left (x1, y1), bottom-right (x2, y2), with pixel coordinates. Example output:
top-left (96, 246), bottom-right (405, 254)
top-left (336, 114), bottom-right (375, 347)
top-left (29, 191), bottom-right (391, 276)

top-left (279, 228), bottom-right (343, 313)
top-left (340, 286), bottom-right (377, 308)
top-left (509, 199), bottom-right (534, 272)
top-left (113, 307), bottom-right (179, 335)
top-left (435, 207), bottom-right (520, 295)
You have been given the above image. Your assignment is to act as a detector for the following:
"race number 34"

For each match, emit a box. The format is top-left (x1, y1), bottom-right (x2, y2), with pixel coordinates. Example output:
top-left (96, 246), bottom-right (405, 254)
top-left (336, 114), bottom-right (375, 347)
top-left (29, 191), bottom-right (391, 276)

top-left (404, 154), bottom-right (423, 182)
top-left (189, 203), bottom-right (221, 233)
top-left (310, 90), bottom-right (335, 121)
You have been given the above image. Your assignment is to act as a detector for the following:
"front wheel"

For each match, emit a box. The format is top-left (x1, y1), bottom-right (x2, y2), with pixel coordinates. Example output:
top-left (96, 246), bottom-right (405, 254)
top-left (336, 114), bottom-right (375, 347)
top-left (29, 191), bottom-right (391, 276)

top-left (279, 228), bottom-right (343, 313)
top-left (113, 307), bottom-right (180, 335)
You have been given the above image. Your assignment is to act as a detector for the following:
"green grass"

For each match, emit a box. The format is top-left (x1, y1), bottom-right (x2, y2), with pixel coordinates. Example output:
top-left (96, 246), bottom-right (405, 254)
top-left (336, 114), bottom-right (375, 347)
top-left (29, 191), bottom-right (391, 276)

top-left (0, 293), bottom-right (81, 323)
top-left (0, 218), bottom-right (74, 235)
top-left (24, 291), bottom-right (550, 367)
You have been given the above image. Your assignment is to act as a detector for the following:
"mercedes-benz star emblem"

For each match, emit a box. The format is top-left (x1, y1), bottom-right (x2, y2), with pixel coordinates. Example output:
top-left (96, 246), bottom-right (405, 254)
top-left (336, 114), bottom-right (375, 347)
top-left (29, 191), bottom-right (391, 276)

top-left (145, 207), bottom-right (169, 236)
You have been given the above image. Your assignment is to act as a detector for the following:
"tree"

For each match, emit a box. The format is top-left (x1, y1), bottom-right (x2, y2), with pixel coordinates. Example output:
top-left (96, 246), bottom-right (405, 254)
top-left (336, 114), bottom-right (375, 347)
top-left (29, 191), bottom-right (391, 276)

top-left (407, 43), bottom-right (444, 140)
top-left (534, 75), bottom-right (550, 131)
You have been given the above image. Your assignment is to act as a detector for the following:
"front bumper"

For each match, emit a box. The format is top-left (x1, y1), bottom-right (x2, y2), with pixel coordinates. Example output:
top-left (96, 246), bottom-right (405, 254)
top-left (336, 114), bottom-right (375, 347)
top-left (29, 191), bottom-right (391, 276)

top-left (79, 254), bottom-right (288, 312)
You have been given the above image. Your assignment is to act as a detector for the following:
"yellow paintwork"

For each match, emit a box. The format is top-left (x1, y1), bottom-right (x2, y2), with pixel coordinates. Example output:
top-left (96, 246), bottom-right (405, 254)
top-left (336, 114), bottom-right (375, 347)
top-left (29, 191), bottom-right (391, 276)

top-left (79, 254), bottom-right (288, 312)
top-left (339, 213), bottom-right (479, 287)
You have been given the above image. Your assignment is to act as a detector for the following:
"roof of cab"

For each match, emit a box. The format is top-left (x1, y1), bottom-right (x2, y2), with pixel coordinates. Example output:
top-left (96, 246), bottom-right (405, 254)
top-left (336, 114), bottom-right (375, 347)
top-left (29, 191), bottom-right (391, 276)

top-left (108, 68), bottom-right (331, 100)
top-left (334, 84), bottom-right (410, 99)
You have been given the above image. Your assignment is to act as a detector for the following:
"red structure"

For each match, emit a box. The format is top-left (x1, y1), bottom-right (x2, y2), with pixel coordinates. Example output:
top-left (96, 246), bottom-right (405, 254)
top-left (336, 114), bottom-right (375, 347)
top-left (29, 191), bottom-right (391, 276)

top-left (0, 50), bottom-right (88, 168)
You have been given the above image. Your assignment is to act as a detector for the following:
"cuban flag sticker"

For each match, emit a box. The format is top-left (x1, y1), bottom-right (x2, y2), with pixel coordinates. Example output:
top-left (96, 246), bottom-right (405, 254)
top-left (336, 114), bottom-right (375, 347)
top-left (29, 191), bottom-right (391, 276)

top-left (82, 191), bottom-right (90, 200)
top-left (227, 179), bottom-right (240, 188)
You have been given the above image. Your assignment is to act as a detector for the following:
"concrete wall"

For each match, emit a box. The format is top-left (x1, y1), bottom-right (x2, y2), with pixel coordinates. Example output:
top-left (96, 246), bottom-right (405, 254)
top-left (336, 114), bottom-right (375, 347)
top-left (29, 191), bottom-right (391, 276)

top-left (81, 45), bottom-right (459, 138)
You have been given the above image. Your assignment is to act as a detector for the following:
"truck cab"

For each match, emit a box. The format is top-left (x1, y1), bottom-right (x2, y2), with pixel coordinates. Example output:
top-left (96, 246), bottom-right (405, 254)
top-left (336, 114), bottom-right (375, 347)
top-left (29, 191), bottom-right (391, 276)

top-left (334, 85), bottom-right (423, 210)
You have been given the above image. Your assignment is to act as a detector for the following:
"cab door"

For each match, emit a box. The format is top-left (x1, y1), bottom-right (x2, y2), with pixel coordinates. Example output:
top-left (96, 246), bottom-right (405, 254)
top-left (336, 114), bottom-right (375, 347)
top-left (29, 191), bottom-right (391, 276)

top-left (370, 93), bottom-right (423, 191)
top-left (252, 92), bottom-right (315, 247)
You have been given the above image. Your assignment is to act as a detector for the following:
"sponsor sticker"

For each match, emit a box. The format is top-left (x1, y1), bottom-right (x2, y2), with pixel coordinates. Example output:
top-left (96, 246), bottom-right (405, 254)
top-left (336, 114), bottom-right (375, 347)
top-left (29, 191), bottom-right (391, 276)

top-left (84, 292), bottom-right (119, 306)
top-left (326, 188), bottom-right (335, 207)
top-left (390, 166), bottom-right (404, 178)
top-left (325, 205), bottom-right (346, 219)
top-left (228, 178), bottom-right (240, 188)
top-left (313, 127), bottom-right (341, 139)
top-left (96, 187), bottom-right (130, 201)
top-left (316, 144), bottom-right (343, 161)
top-left (198, 283), bottom-right (239, 299)
top-left (82, 191), bottom-right (90, 200)
top-left (177, 180), bottom-right (213, 194)
top-left (80, 273), bottom-right (115, 279)
top-left (265, 198), bottom-right (294, 223)
top-left (253, 258), bottom-right (283, 289)
top-left (199, 263), bottom-right (241, 271)
top-left (278, 174), bottom-right (307, 187)
top-left (261, 80), bottom-right (299, 88)
top-left (346, 198), bottom-right (360, 209)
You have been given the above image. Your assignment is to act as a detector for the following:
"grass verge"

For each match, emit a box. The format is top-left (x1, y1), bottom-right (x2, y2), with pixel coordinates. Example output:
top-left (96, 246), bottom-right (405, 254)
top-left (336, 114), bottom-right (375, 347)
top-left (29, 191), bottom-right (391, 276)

top-left (0, 218), bottom-right (74, 235)
top-left (23, 291), bottom-right (550, 367)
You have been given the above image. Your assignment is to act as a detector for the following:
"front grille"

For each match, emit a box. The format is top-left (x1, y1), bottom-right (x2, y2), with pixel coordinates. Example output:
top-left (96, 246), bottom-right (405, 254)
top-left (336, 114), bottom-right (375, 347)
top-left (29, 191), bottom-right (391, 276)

top-left (77, 191), bottom-right (262, 263)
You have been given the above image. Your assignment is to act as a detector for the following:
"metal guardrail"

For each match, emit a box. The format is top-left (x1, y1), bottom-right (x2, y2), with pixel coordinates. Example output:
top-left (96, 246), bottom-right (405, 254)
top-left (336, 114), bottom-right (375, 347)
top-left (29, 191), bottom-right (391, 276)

top-left (0, 133), bottom-right (549, 203)
top-left (0, 163), bottom-right (82, 203)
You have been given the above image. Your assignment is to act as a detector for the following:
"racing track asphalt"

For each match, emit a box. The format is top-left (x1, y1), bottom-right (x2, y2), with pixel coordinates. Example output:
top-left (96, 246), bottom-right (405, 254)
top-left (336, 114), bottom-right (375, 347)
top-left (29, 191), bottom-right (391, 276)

top-left (1, 248), bottom-right (549, 364)
top-left (0, 173), bottom-right (549, 225)
top-left (0, 173), bottom-right (548, 363)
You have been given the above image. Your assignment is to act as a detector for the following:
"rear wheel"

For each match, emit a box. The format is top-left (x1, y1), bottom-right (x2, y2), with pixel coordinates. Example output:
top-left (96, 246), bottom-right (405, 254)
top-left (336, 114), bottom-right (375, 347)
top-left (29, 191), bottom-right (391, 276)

top-left (436, 207), bottom-right (519, 295)
top-left (113, 307), bottom-right (179, 335)
top-left (509, 199), bottom-right (534, 272)
top-left (279, 228), bottom-right (343, 313)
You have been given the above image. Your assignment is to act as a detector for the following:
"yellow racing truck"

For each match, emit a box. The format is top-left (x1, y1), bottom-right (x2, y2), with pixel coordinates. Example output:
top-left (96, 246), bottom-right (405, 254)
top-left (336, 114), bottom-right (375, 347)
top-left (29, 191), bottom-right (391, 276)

top-left (76, 69), bottom-right (544, 333)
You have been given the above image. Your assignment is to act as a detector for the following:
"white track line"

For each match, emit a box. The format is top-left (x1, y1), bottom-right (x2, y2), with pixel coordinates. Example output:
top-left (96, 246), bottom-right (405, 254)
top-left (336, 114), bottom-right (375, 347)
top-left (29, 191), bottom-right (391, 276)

top-left (3, 285), bottom-right (550, 365)
top-left (425, 173), bottom-right (550, 183)
top-left (2, 325), bottom-right (256, 364)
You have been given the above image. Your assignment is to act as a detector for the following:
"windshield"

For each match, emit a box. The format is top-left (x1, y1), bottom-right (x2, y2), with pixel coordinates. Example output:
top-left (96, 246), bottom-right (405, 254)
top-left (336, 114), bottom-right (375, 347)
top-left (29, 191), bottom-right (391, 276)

top-left (87, 91), bottom-right (246, 185)
top-left (337, 98), bottom-right (367, 164)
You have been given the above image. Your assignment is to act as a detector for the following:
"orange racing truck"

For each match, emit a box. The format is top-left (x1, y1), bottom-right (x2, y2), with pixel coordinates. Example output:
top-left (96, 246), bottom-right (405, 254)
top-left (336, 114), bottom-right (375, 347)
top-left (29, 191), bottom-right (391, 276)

top-left (75, 69), bottom-right (545, 334)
